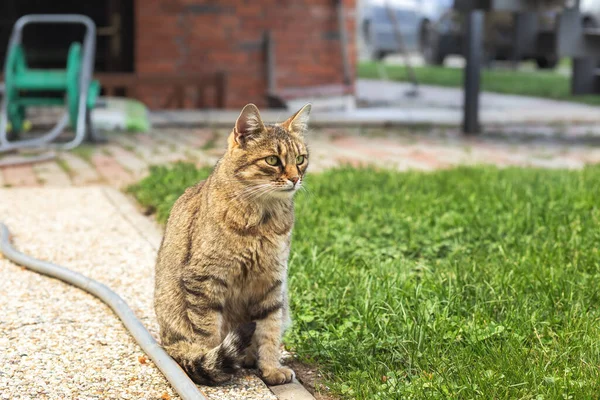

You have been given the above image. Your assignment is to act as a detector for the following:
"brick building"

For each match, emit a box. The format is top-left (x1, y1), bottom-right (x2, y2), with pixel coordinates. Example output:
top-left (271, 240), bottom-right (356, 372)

top-left (136, 0), bottom-right (357, 109)
top-left (0, 0), bottom-right (357, 109)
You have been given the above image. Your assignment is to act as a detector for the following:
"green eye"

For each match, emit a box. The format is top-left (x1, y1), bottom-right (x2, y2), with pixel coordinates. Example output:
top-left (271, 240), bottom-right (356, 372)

top-left (296, 155), bottom-right (305, 164)
top-left (265, 156), bottom-right (279, 166)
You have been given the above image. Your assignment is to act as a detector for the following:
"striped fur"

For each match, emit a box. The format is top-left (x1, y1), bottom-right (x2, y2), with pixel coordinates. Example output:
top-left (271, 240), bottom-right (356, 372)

top-left (167, 322), bottom-right (256, 385)
top-left (154, 104), bottom-right (310, 385)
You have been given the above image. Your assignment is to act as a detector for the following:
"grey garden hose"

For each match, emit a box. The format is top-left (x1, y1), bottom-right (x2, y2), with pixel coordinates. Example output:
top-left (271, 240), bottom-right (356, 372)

top-left (0, 223), bottom-right (207, 400)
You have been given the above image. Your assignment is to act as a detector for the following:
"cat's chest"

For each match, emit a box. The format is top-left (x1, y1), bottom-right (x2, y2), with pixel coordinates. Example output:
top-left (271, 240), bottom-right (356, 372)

top-left (233, 235), bottom-right (289, 277)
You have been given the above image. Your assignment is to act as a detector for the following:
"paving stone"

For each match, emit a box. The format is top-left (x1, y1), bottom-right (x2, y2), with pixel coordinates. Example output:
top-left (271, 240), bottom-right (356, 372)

top-left (58, 153), bottom-right (102, 186)
top-left (112, 134), bottom-right (157, 165)
top-left (134, 133), bottom-right (190, 165)
top-left (168, 128), bottom-right (215, 148)
top-left (1, 165), bottom-right (39, 187)
top-left (104, 144), bottom-right (149, 179)
top-left (34, 161), bottom-right (72, 186)
top-left (148, 130), bottom-right (202, 162)
top-left (90, 154), bottom-right (134, 188)
top-left (11, 125), bottom-right (600, 190)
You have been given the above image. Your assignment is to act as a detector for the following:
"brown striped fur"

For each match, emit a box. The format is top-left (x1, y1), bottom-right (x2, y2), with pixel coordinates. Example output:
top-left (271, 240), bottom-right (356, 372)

top-left (154, 103), bottom-right (311, 385)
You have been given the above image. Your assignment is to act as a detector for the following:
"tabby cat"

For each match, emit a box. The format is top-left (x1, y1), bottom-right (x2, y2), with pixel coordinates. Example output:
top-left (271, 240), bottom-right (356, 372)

top-left (154, 103), bottom-right (311, 386)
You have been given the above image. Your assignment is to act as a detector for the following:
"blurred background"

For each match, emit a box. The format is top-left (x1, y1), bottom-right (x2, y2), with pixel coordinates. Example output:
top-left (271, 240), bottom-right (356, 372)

top-left (1, 0), bottom-right (598, 111)
top-left (3, 3), bottom-right (600, 399)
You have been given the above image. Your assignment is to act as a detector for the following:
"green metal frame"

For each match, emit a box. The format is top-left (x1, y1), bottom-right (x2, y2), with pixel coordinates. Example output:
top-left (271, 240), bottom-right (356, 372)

top-left (5, 42), bottom-right (100, 133)
top-left (0, 14), bottom-right (102, 153)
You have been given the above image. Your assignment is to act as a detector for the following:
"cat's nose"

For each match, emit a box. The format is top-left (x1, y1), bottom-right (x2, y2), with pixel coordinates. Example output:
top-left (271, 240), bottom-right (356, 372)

top-left (289, 176), bottom-right (300, 185)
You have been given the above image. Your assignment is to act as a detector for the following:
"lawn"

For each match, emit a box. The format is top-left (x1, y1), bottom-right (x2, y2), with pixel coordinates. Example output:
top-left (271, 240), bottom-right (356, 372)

top-left (129, 162), bottom-right (600, 399)
top-left (358, 61), bottom-right (600, 106)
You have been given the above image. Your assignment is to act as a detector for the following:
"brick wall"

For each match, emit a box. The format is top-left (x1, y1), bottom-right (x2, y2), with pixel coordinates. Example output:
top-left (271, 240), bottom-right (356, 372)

top-left (134, 0), bottom-right (356, 109)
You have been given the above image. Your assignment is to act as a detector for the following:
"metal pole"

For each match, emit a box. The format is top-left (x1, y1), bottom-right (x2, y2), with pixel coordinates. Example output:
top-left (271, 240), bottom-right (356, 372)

top-left (264, 30), bottom-right (275, 94)
top-left (336, 0), bottom-right (352, 86)
top-left (463, 10), bottom-right (483, 134)
top-left (385, 1), bottom-right (419, 96)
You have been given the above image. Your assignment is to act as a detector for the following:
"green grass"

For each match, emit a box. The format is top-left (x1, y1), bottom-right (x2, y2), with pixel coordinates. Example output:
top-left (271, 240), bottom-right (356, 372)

top-left (128, 163), bottom-right (212, 220)
top-left (358, 61), bottom-right (600, 106)
top-left (129, 162), bottom-right (600, 399)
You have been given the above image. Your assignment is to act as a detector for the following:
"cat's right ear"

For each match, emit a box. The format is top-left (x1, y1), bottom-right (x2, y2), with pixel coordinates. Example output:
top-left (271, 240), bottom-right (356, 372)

top-left (233, 104), bottom-right (265, 147)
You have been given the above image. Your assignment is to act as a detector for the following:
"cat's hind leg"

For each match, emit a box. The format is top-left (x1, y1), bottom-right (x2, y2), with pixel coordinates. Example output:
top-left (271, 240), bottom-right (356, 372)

top-left (162, 273), bottom-right (255, 384)
top-left (162, 323), bottom-right (255, 385)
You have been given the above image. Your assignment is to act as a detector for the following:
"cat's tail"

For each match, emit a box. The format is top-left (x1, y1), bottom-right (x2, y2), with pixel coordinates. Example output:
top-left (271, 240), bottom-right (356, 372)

top-left (166, 322), bottom-right (256, 385)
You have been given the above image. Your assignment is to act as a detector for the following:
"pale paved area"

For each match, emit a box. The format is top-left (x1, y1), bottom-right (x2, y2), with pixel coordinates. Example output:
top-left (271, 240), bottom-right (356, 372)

top-left (355, 79), bottom-right (600, 125)
top-left (1, 125), bottom-right (600, 188)
top-left (0, 187), bottom-right (277, 400)
top-left (149, 79), bottom-right (600, 126)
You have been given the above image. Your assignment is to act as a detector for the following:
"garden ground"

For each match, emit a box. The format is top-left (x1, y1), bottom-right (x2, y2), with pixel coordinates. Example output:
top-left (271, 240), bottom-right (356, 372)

top-left (2, 124), bottom-right (600, 399)
top-left (129, 162), bottom-right (600, 399)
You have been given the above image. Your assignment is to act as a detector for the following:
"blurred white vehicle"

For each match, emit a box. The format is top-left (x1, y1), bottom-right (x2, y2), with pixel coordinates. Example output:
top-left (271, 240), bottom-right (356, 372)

top-left (359, 0), bottom-right (452, 60)
top-left (580, 0), bottom-right (600, 27)
top-left (359, 0), bottom-right (564, 69)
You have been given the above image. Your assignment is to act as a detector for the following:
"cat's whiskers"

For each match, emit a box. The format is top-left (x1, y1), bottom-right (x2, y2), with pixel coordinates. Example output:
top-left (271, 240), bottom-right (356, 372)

top-left (249, 185), bottom-right (283, 202)
top-left (299, 184), bottom-right (314, 198)
top-left (231, 183), bottom-right (273, 202)
top-left (228, 186), bottom-right (263, 201)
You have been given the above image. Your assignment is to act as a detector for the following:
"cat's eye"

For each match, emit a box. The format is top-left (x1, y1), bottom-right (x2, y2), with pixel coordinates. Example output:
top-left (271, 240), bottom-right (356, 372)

top-left (265, 156), bottom-right (280, 166)
top-left (296, 155), bottom-right (305, 164)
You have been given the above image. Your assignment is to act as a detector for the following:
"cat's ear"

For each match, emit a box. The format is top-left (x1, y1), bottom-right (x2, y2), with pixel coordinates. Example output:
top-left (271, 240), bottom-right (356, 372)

top-left (282, 103), bottom-right (311, 134)
top-left (234, 104), bottom-right (265, 146)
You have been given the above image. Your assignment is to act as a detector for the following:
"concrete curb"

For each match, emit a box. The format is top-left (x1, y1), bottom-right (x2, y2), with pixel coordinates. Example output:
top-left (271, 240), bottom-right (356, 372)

top-left (101, 186), bottom-right (163, 250)
top-left (268, 379), bottom-right (316, 400)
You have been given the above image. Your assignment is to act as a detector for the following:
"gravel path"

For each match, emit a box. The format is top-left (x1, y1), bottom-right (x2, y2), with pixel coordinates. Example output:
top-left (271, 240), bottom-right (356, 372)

top-left (0, 187), bottom-right (278, 400)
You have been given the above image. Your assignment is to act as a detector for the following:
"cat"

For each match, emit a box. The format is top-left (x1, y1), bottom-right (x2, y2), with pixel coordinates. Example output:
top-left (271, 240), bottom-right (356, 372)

top-left (154, 103), bottom-right (311, 386)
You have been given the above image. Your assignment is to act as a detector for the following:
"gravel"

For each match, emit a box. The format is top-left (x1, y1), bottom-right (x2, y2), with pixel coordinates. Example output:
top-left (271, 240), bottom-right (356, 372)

top-left (0, 186), bottom-right (277, 400)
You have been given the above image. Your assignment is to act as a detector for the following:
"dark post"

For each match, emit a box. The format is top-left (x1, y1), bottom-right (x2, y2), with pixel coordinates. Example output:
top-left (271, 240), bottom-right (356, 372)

top-left (264, 31), bottom-right (276, 94)
top-left (463, 10), bottom-right (484, 134)
top-left (571, 58), bottom-right (600, 95)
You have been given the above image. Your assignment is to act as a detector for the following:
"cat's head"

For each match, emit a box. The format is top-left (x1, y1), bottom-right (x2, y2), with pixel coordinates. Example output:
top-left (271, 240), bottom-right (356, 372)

top-left (225, 103), bottom-right (311, 200)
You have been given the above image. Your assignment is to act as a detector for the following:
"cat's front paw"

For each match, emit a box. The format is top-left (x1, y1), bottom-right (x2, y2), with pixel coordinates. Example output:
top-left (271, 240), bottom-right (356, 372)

top-left (260, 366), bottom-right (295, 385)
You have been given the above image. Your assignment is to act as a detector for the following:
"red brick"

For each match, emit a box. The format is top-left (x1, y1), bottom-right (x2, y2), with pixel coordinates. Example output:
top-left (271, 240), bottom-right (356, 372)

top-left (134, 0), bottom-right (357, 109)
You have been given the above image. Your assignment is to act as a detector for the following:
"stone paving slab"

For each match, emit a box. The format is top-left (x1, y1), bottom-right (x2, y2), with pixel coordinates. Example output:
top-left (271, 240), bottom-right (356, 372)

top-left (57, 153), bottom-right (102, 186)
top-left (2, 165), bottom-right (39, 187)
top-left (34, 161), bottom-right (72, 187)
top-left (90, 154), bottom-right (135, 188)
top-left (0, 187), bottom-right (279, 400)
top-left (1, 126), bottom-right (600, 188)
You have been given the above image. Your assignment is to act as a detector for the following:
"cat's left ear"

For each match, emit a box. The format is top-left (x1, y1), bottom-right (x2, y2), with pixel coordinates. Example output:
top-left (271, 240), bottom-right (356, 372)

top-left (282, 103), bottom-right (311, 135)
